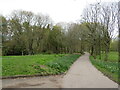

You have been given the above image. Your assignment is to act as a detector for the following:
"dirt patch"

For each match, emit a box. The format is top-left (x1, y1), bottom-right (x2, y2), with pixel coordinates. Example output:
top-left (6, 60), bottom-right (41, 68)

top-left (2, 75), bottom-right (63, 88)
top-left (6, 82), bottom-right (46, 88)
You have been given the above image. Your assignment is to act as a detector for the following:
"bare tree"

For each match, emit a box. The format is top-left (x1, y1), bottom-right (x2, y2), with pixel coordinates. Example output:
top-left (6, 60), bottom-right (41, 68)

top-left (82, 2), bottom-right (101, 59)
top-left (100, 2), bottom-right (118, 61)
top-left (82, 2), bottom-right (118, 60)
top-left (118, 1), bottom-right (120, 62)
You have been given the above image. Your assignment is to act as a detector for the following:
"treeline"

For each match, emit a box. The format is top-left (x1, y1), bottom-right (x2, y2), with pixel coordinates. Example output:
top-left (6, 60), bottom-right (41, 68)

top-left (1, 10), bottom-right (85, 55)
top-left (1, 2), bottom-right (119, 61)
top-left (81, 2), bottom-right (118, 61)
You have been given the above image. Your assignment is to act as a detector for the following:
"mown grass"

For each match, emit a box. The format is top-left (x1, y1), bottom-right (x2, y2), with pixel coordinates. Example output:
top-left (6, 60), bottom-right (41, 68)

top-left (96, 52), bottom-right (118, 62)
top-left (90, 52), bottom-right (119, 83)
top-left (2, 54), bottom-right (80, 76)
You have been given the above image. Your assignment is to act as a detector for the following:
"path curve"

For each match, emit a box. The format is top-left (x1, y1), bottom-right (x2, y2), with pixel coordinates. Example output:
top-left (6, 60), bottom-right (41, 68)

top-left (62, 52), bottom-right (118, 88)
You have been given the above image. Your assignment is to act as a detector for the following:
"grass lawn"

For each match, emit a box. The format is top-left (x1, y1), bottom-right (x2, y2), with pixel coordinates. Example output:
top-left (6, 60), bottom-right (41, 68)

top-left (96, 52), bottom-right (118, 62)
top-left (2, 54), bottom-right (80, 76)
top-left (90, 52), bottom-right (119, 83)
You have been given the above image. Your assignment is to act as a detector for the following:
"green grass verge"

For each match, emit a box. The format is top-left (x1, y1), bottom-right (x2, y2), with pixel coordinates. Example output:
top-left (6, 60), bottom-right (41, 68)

top-left (90, 52), bottom-right (119, 84)
top-left (2, 54), bottom-right (80, 76)
top-left (96, 52), bottom-right (118, 62)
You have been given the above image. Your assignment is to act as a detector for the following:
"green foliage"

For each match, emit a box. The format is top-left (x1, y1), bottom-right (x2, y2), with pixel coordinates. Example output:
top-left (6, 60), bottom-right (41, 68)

top-left (2, 54), bottom-right (80, 76)
top-left (91, 57), bottom-right (118, 74)
top-left (2, 10), bottom-right (85, 56)
top-left (96, 52), bottom-right (118, 62)
top-left (2, 54), bottom-right (63, 76)
top-left (90, 52), bottom-right (119, 83)
top-left (110, 40), bottom-right (118, 52)
top-left (46, 54), bottom-right (80, 73)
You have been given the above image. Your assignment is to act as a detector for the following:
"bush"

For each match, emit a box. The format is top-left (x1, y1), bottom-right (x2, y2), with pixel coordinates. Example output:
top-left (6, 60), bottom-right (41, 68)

top-left (46, 54), bottom-right (80, 74)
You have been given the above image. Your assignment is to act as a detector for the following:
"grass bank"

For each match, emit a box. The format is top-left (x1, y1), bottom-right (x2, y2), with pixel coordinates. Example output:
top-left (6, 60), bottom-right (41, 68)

top-left (90, 52), bottom-right (119, 84)
top-left (2, 54), bottom-right (80, 76)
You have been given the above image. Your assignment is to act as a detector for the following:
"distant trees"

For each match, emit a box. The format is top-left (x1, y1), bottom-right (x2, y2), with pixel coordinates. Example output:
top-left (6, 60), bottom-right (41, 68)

top-left (1, 10), bottom-right (85, 55)
top-left (66, 23), bottom-right (87, 54)
top-left (1, 10), bottom-right (54, 55)
top-left (1, 2), bottom-right (118, 57)
top-left (82, 2), bottom-right (118, 61)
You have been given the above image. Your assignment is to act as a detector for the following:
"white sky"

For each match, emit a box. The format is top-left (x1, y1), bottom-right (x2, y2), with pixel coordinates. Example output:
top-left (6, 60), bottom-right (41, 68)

top-left (0, 0), bottom-right (118, 23)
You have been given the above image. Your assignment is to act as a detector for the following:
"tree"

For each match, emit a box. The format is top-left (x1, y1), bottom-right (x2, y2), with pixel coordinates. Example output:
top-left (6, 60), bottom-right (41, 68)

top-left (118, 1), bottom-right (120, 62)
top-left (82, 2), bottom-right (118, 60)
top-left (100, 2), bottom-right (118, 61)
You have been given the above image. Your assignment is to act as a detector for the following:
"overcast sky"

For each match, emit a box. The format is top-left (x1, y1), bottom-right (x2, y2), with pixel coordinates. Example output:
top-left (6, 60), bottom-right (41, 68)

top-left (0, 0), bottom-right (118, 23)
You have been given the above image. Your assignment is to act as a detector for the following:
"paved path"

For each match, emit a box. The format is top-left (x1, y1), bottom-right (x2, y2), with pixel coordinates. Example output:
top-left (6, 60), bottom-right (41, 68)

top-left (2, 53), bottom-right (118, 88)
top-left (62, 53), bottom-right (118, 88)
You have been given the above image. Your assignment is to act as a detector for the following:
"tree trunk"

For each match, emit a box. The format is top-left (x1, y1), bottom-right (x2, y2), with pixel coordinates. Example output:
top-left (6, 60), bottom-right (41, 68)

top-left (98, 36), bottom-right (101, 59)
top-left (118, 1), bottom-right (120, 62)
top-left (104, 48), bottom-right (109, 61)
top-left (91, 46), bottom-right (94, 56)
top-left (104, 42), bottom-right (110, 61)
